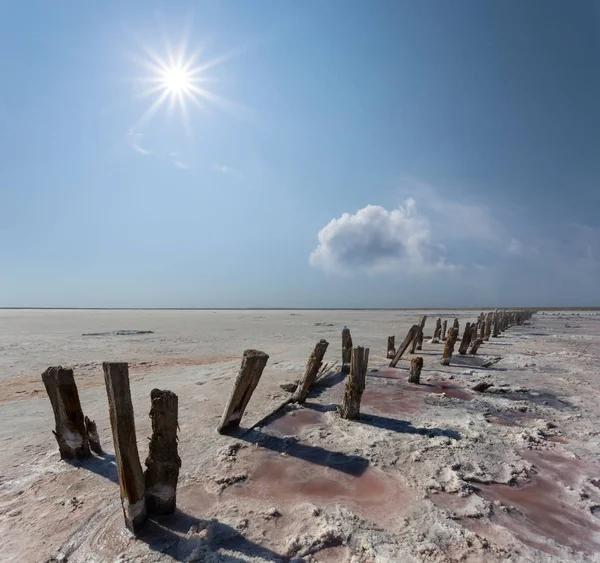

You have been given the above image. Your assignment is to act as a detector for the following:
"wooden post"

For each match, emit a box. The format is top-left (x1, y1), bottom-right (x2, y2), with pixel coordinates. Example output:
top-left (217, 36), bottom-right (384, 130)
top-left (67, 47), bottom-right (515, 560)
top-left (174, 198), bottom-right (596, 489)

top-left (218, 350), bottom-right (269, 433)
top-left (453, 318), bottom-right (459, 332)
top-left (386, 336), bottom-right (396, 359)
top-left (442, 320), bottom-right (448, 341)
top-left (492, 313), bottom-right (500, 337)
top-left (470, 323), bottom-right (478, 347)
top-left (341, 327), bottom-right (353, 374)
top-left (469, 338), bottom-right (483, 355)
top-left (103, 362), bottom-right (146, 533)
top-left (458, 322), bottom-right (472, 355)
top-left (410, 315), bottom-right (427, 353)
top-left (389, 325), bottom-right (418, 367)
top-left (441, 328), bottom-right (458, 366)
top-left (42, 366), bottom-right (90, 460)
top-left (292, 339), bottom-right (329, 404)
top-left (339, 347), bottom-right (369, 420)
top-left (484, 313), bottom-right (493, 341)
top-left (84, 416), bottom-right (102, 455)
top-left (432, 318), bottom-right (442, 343)
top-left (479, 317), bottom-right (486, 339)
top-left (408, 357), bottom-right (423, 384)
top-left (144, 389), bottom-right (181, 515)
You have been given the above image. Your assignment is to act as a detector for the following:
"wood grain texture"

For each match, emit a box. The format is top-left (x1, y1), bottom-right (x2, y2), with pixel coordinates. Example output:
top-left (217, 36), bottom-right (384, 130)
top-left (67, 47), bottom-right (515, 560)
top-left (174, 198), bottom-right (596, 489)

top-left (42, 366), bottom-right (90, 460)
top-left (103, 362), bottom-right (146, 533)
top-left (217, 350), bottom-right (269, 433)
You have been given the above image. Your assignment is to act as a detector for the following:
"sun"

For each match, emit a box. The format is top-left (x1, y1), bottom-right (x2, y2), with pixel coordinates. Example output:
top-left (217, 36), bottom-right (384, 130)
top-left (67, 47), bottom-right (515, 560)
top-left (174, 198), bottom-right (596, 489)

top-left (132, 36), bottom-right (237, 130)
top-left (163, 66), bottom-right (192, 94)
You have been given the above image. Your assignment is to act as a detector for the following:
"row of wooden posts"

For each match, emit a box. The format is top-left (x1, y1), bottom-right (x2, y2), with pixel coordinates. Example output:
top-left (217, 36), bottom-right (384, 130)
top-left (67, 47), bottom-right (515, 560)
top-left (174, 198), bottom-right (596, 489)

top-left (42, 309), bottom-right (533, 533)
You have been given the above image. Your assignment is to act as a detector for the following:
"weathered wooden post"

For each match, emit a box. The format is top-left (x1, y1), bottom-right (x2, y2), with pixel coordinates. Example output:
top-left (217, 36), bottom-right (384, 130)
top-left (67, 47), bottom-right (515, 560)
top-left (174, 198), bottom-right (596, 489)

top-left (484, 313), bottom-right (493, 341)
top-left (292, 339), bottom-right (330, 403)
top-left (441, 328), bottom-right (458, 366)
top-left (442, 320), bottom-right (448, 341)
top-left (103, 362), bottom-right (146, 533)
top-left (432, 318), bottom-right (442, 343)
top-left (42, 366), bottom-right (91, 460)
top-left (408, 357), bottom-right (423, 384)
top-left (410, 315), bottom-right (427, 353)
top-left (470, 323), bottom-right (478, 347)
top-left (458, 322), bottom-right (472, 355)
top-left (417, 315), bottom-right (427, 350)
top-left (479, 317), bottom-right (486, 339)
top-left (144, 389), bottom-right (181, 515)
top-left (453, 318), bottom-right (459, 332)
top-left (342, 327), bottom-right (353, 374)
top-left (469, 338), bottom-right (483, 355)
top-left (492, 313), bottom-right (500, 337)
top-left (84, 416), bottom-right (102, 455)
top-left (218, 350), bottom-right (269, 433)
top-left (389, 325), bottom-right (419, 367)
top-left (386, 336), bottom-right (396, 359)
top-left (339, 346), bottom-right (369, 420)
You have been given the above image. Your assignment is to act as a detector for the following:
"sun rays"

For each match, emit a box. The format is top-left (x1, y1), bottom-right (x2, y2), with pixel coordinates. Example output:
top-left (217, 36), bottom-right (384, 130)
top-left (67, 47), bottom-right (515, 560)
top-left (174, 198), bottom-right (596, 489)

top-left (131, 34), bottom-right (240, 131)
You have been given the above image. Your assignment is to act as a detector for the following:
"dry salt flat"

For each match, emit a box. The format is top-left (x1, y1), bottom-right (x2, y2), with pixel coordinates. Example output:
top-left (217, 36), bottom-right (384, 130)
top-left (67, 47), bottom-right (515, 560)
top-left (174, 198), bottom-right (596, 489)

top-left (1, 308), bottom-right (600, 562)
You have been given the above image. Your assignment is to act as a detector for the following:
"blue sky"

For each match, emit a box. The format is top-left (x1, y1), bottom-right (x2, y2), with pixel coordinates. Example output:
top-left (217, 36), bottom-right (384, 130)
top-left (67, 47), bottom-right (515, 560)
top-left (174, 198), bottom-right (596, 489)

top-left (1, 0), bottom-right (599, 308)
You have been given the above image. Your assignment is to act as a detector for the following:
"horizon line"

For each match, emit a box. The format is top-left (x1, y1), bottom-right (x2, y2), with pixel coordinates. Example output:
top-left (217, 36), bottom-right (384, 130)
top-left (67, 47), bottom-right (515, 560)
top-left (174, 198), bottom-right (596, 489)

top-left (1, 306), bottom-right (598, 311)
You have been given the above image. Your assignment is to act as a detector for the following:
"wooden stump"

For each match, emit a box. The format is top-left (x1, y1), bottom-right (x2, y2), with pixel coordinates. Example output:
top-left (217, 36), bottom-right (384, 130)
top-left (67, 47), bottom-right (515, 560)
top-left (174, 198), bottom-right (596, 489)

top-left (442, 320), bottom-right (448, 341)
top-left (218, 350), bottom-right (269, 433)
top-left (441, 328), bottom-right (458, 366)
top-left (410, 315), bottom-right (427, 354)
top-left (408, 357), bottom-right (423, 384)
top-left (103, 362), bottom-right (147, 533)
top-left (432, 318), bottom-right (442, 343)
top-left (342, 328), bottom-right (353, 374)
top-left (84, 416), bottom-right (102, 455)
top-left (479, 318), bottom-right (486, 339)
top-left (458, 322), bottom-right (472, 355)
top-left (144, 389), bottom-right (181, 515)
top-left (470, 323), bottom-right (478, 347)
top-left (484, 313), bottom-right (493, 341)
top-left (453, 318), bottom-right (459, 331)
top-left (389, 325), bottom-right (418, 367)
top-left (339, 347), bottom-right (369, 420)
top-left (386, 336), bottom-right (396, 359)
top-left (292, 339), bottom-right (330, 404)
top-left (492, 314), bottom-right (500, 337)
top-left (42, 366), bottom-right (90, 460)
top-left (469, 338), bottom-right (483, 355)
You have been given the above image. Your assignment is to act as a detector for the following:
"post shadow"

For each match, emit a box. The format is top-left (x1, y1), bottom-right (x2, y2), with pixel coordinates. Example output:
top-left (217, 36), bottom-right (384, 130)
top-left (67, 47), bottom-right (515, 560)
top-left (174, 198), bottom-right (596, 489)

top-left (139, 509), bottom-right (284, 562)
top-left (308, 370), bottom-right (346, 398)
top-left (358, 413), bottom-right (462, 440)
top-left (237, 428), bottom-right (368, 477)
top-left (66, 452), bottom-right (119, 484)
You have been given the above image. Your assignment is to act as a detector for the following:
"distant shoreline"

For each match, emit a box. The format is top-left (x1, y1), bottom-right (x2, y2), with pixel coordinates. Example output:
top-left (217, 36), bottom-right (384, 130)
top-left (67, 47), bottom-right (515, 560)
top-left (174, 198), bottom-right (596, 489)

top-left (1, 307), bottom-right (599, 311)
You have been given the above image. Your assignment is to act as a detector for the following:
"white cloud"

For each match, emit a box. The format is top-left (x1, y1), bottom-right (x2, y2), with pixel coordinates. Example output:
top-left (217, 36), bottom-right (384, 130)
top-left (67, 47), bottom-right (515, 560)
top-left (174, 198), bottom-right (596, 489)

top-left (173, 160), bottom-right (189, 169)
top-left (310, 199), bottom-right (455, 275)
top-left (128, 128), bottom-right (152, 156)
top-left (215, 164), bottom-right (244, 181)
top-left (507, 238), bottom-right (523, 254)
